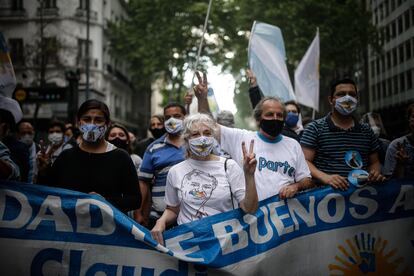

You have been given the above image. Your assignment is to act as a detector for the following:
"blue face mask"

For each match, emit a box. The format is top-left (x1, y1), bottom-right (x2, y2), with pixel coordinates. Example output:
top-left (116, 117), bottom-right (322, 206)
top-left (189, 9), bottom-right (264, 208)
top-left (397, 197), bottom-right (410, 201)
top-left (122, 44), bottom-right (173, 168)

top-left (80, 124), bottom-right (107, 143)
top-left (285, 112), bottom-right (299, 128)
top-left (164, 117), bottom-right (183, 135)
top-left (335, 95), bottom-right (358, 115)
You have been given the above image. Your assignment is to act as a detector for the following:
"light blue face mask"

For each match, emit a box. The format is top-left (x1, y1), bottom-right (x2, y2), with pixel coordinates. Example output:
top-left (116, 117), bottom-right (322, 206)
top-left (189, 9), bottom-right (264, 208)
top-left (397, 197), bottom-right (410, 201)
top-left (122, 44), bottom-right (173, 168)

top-left (188, 136), bottom-right (216, 157)
top-left (164, 117), bottom-right (183, 135)
top-left (80, 124), bottom-right (107, 143)
top-left (335, 95), bottom-right (358, 115)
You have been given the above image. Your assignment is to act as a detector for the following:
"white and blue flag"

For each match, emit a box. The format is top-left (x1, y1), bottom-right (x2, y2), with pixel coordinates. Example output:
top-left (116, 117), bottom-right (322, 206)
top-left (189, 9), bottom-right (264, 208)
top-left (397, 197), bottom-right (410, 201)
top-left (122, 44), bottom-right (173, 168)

top-left (248, 21), bottom-right (296, 102)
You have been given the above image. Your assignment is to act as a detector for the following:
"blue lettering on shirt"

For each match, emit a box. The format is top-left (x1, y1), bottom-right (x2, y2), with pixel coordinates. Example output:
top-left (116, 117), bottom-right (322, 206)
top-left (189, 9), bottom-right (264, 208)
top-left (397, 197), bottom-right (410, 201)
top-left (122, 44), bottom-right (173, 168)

top-left (258, 157), bottom-right (296, 177)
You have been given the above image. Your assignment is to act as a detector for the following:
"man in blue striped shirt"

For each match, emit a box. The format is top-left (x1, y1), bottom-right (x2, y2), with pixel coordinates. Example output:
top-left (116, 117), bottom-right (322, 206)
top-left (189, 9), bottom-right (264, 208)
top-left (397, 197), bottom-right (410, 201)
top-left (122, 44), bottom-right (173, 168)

top-left (301, 78), bottom-right (385, 190)
top-left (137, 103), bottom-right (187, 228)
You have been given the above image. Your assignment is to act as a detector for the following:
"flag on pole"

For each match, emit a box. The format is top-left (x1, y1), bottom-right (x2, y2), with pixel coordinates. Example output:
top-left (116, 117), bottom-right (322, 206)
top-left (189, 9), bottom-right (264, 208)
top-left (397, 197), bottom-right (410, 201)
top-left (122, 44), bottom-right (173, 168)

top-left (294, 30), bottom-right (320, 111)
top-left (248, 21), bottom-right (296, 102)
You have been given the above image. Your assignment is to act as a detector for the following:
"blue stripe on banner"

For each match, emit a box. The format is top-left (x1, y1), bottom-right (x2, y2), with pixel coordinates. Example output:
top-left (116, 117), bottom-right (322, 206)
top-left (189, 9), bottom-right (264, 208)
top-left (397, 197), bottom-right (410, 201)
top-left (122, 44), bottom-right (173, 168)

top-left (0, 179), bottom-right (413, 269)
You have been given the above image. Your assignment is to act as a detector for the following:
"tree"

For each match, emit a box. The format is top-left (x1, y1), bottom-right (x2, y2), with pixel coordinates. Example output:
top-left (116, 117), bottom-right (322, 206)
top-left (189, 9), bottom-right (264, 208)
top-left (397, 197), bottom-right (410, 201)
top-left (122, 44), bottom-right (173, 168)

top-left (109, 0), bottom-right (380, 122)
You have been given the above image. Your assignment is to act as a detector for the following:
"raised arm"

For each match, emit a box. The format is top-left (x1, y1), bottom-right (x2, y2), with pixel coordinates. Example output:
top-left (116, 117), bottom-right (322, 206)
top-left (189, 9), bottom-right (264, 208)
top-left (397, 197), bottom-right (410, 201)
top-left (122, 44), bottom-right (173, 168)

top-left (239, 140), bottom-right (258, 213)
top-left (193, 71), bottom-right (211, 114)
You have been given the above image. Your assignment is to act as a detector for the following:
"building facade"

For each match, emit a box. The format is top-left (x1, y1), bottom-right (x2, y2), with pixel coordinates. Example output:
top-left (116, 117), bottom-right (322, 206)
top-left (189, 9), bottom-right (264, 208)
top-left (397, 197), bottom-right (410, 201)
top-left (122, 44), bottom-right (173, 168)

top-left (368, 0), bottom-right (414, 138)
top-left (0, 0), bottom-right (152, 134)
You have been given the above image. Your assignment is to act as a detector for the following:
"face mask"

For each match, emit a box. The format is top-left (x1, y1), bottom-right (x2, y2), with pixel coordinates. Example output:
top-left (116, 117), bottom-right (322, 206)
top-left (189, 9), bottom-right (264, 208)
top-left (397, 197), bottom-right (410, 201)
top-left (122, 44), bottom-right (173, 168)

top-left (150, 127), bottom-right (166, 139)
top-left (48, 133), bottom-right (63, 145)
top-left (80, 124), bottom-right (107, 143)
top-left (285, 112), bottom-right (299, 128)
top-left (371, 126), bottom-right (381, 137)
top-left (20, 134), bottom-right (34, 146)
top-left (110, 137), bottom-right (128, 150)
top-left (335, 95), bottom-right (357, 116)
top-left (188, 136), bottom-right (215, 157)
top-left (259, 119), bottom-right (284, 137)
top-left (165, 117), bottom-right (183, 135)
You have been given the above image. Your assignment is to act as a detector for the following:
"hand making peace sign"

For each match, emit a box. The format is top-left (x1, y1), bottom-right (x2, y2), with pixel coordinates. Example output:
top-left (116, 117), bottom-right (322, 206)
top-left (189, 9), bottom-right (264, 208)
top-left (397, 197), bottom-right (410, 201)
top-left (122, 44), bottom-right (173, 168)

top-left (193, 71), bottom-right (208, 100)
top-left (242, 139), bottom-right (257, 176)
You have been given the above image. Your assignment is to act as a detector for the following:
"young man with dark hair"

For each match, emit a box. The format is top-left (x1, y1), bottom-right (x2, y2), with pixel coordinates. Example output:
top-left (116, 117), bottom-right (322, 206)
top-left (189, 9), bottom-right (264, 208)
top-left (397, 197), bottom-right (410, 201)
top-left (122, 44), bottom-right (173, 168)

top-left (301, 78), bottom-right (385, 190)
top-left (137, 103), bottom-right (187, 228)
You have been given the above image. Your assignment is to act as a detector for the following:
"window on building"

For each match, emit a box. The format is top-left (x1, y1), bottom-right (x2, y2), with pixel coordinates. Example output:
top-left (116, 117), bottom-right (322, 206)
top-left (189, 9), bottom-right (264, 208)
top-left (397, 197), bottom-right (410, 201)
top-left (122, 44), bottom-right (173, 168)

top-left (406, 40), bottom-right (412, 59)
top-left (407, 70), bottom-right (413, 90)
top-left (386, 51), bottom-right (391, 68)
top-left (372, 85), bottom-right (376, 102)
top-left (11, 0), bottom-right (24, 10)
top-left (405, 10), bottom-right (411, 30)
top-left (376, 58), bottom-right (380, 73)
top-left (391, 0), bottom-right (395, 11)
top-left (382, 81), bottom-right (387, 98)
top-left (397, 0), bottom-right (401, 6)
top-left (400, 73), bottom-right (405, 91)
top-left (387, 78), bottom-right (392, 96)
top-left (393, 48), bottom-right (398, 66)
top-left (398, 16), bottom-right (403, 34)
top-left (390, 21), bottom-right (396, 39)
top-left (399, 44), bottom-right (405, 63)
top-left (79, 0), bottom-right (90, 10)
top-left (77, 39), bottom-right (92, 63)
top-left (8, 38), bottom-right (24, 65)
top-left (381, 55), bottom-right (386, 72)
top-left (385, 26), bottom-right (390, 42)
top-left (370, 60), bottom-right (375, 77)
top-left (44, 37), bottom-right (58, 64)
top-left (377, 83), bottom-right (381, 100)
top-left (393, 75), bottom-right (399, 94)
top-left (43, 0), bottom-right (57, 9)
top-left (385, 0), bottom-right (389, 17)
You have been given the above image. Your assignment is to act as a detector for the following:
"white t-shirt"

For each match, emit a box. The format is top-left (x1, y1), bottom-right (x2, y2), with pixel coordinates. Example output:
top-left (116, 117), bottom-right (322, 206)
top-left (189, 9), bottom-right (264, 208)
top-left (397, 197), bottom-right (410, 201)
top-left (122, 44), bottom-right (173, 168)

top-left (165, 157), bottom-right (245, 225)
top-left (220, 126), bottom-right (311, 201)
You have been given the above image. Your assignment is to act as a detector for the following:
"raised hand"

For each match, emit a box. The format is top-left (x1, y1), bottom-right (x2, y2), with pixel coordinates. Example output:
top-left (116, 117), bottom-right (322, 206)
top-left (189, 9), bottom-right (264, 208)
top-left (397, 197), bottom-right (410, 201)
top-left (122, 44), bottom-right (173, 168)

top-left (242, 139), bottom-right (257, 175)
top-left (396, 142), bottom-right (410, 164)
top-left (193, 71), bottom-right (208, 100)
top-left (246, 69), bottom-right (257, 87)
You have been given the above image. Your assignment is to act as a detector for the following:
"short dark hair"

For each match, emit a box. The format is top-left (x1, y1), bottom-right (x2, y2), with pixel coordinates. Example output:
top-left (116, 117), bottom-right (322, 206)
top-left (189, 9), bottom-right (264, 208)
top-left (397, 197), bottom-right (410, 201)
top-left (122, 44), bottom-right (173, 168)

top-left (49, 120), bottom-right (65, 132)
top-left (284, 100), bottom-right (301, 114)
top-left (163, 102), bottom-right (186, 116)
top-left (330, 78), bottom-right (357, 97)
top-left (0, 109), bottom-right (15, 132)
top-left (77, 99), bottom-right (110, 123)
top-left (407, 103), bottom-right (414, 121)
top-left (253, 97), bottom-right (286, 122)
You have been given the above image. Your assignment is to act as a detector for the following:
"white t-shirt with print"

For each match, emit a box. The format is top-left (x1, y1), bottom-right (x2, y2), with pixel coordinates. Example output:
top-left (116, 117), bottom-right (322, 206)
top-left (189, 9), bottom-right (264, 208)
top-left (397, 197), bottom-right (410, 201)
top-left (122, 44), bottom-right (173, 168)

top-left (165, 157), bottom-right (245, 225)
top-left (220, 126), bottom-right (311, 201)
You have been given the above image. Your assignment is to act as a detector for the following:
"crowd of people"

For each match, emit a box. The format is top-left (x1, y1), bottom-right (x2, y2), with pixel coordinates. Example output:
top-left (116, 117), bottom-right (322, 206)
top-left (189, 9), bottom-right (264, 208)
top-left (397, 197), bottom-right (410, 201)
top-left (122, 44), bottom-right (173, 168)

top-left (0, 71), bottom-right (413, 245)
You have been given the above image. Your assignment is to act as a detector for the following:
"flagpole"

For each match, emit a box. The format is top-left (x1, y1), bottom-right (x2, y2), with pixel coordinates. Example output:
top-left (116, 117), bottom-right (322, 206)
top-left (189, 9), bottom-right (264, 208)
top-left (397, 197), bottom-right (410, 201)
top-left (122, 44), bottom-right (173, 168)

top-left (312, 109), bottom-right (316, 120)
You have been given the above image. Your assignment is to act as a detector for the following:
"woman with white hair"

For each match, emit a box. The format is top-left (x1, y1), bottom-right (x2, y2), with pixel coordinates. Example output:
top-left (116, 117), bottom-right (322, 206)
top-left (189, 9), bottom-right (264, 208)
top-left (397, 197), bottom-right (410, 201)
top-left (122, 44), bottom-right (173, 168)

top-left (151, 113), bottom-right (258, 244)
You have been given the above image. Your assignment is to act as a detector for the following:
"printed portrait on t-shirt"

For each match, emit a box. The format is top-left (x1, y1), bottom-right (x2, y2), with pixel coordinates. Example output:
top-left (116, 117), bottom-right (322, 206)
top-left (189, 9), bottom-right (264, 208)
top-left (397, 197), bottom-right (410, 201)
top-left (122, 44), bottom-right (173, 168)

top-left (181, 169), bottom-right (218, 220)
top-left (345, 150), bottom-right (363, 169)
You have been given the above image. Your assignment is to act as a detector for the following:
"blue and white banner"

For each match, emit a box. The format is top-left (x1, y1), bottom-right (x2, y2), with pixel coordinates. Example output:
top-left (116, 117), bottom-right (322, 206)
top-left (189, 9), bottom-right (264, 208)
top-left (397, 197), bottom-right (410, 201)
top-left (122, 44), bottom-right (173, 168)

top-left (0, 180), bottom-right (413, 275)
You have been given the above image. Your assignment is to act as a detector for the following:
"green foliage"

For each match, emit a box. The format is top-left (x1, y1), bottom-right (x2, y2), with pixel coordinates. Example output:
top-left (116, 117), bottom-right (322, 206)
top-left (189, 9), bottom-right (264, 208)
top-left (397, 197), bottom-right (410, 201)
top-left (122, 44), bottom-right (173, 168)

top-left (109, 0), bottom-right (380, 122)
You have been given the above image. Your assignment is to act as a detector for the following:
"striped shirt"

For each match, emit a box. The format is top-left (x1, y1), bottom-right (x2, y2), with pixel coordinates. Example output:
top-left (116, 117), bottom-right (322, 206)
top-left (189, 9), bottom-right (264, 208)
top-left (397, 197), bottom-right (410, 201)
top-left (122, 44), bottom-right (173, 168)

top-left (138, 134), bottom-right (186, 214)
top-left (300, 114), bottom-right (380, 177)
